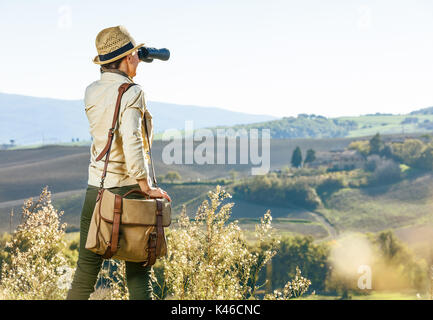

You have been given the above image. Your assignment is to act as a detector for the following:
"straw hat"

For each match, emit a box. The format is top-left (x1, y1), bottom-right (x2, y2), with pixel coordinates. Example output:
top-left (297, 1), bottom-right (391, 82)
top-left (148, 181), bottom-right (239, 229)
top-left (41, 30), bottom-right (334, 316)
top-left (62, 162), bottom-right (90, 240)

top-left (93, 25), bottom-right (144, 65)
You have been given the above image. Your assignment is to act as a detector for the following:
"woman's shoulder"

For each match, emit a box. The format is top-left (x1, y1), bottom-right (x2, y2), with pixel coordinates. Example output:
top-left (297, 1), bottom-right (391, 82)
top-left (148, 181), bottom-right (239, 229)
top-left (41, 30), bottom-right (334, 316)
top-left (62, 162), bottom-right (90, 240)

top-left (122, 83), bottom-right (147, 110)
top-left (125, 83), bottom-right (145, 97)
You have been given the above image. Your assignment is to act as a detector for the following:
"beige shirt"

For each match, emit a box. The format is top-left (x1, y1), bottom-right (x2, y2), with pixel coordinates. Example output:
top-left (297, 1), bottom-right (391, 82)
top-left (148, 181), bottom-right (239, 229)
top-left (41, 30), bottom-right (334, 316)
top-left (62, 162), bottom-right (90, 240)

top-left (84, 71), bottom-right (154, 188)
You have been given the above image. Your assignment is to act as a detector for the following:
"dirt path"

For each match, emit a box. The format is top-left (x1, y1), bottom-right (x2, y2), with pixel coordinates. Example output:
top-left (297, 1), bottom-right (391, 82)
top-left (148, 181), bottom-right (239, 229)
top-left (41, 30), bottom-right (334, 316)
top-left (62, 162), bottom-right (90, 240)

top-left (309, 211), bottom-right (338, 240)
top-left (275, 202), bottom-right (339, 241)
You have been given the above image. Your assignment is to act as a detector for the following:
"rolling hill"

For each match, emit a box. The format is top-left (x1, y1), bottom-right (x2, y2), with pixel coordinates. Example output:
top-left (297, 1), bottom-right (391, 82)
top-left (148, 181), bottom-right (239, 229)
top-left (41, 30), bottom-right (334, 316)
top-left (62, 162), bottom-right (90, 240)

top-left (0, 137), bottom-right (358, 233)
top-left (0, 92), bottom-right (277, 146)
top-left (2, 91), bottom-right (433, 148)
top-left (205, 112), bottom-right (433, 139)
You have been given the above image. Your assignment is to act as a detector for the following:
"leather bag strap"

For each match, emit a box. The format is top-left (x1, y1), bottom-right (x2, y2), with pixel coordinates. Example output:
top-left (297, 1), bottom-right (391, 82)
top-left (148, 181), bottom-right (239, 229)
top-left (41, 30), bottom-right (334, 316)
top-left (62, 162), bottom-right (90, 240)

top-left (96, 83), bottom-right (137, 194)
top-left (155, 199), bottom-right (164, 256)
top-left (143, 109), bottom-right (158, 187)
top-left (145, 233), bottom-right (157, 267)
top-left (143, 198), bottom-right (164, 267)
top-left (96, 82), bottom-right (135, 259)
top-left (102, 194), bottom-right (122, 259)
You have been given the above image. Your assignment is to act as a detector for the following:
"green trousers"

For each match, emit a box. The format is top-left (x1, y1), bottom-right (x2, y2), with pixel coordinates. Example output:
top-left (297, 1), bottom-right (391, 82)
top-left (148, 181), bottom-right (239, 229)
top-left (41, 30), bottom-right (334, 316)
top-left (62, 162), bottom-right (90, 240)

top-left (66, 184), bottom-right (153, 300)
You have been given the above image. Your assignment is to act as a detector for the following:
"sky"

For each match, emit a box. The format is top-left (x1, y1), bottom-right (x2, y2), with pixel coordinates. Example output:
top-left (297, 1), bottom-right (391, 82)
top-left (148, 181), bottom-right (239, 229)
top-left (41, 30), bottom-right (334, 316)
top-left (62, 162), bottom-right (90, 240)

top-left (0, 0), bottom-right (432, 118)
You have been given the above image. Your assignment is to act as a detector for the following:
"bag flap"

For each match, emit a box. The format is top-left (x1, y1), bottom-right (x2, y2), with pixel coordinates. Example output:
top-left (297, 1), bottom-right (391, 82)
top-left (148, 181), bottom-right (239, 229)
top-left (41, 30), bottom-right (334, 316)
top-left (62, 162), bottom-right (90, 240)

top-left (99, 189), bottom-right (171, 227)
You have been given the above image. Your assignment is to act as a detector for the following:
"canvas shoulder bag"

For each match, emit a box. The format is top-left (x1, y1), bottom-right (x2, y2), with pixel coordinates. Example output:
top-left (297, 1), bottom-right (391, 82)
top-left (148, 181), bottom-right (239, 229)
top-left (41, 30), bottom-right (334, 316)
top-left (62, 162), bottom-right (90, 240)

top-left (85, 82), bottom-right (171, 266)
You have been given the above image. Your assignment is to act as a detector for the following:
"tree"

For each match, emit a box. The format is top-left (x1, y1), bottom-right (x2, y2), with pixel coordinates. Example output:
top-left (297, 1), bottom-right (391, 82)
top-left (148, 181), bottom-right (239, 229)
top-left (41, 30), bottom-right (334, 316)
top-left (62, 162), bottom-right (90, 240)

top-left (291, 146), bottom-right (303, 168)
top-left (304, 149), bottom-right (316, 166)
top-left (369, 230), bottom-right (427, 291)
top-left (380, 144), bottom-right (394, 159)
top-left (414, 146), bottom-right (433, 171)
top-left (165, 171), bottom-right (181, 183)
top-left (392, 139), bottom-right (425, 166)
top-left (229, 169), bottom-right (238, 181)
top-left (369, 133), bottom-right (383, 155)
top-left (367, 157), bottom-right (401, 186)
top-left (261, 235), bottom-right (329, 293)
top-left (348, 140), bottom-right (370, 158)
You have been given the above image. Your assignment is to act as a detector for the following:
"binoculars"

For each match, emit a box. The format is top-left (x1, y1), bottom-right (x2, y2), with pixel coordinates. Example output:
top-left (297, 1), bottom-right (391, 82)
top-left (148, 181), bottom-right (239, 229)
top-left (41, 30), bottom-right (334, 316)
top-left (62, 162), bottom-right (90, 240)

top-left (138, 47), bottom-right (170, 63)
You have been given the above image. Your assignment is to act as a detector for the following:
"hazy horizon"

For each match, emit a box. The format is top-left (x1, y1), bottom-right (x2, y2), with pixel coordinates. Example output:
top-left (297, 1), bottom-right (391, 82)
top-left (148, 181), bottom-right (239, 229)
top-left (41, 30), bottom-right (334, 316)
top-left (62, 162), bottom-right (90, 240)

top-left (0, 90), bottom-right (430, 119)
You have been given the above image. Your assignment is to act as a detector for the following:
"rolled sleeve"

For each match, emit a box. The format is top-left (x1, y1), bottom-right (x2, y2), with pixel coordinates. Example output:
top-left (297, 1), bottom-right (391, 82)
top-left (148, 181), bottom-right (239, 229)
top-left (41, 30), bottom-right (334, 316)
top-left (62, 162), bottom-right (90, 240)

top-left (118, 104), bottom-right (149, 180)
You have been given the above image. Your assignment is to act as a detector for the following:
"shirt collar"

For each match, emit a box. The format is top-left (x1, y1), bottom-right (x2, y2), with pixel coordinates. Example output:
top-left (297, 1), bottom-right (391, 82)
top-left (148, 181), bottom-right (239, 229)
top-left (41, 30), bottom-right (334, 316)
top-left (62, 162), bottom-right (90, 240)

top-left (100, 67), bottom-right (133, 83)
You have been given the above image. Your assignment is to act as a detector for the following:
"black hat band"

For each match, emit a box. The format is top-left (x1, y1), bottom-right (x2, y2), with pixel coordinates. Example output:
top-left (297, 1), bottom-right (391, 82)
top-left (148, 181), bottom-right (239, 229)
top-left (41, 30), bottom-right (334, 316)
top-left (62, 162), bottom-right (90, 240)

top-left (99, 42), bottom-right (134, 62)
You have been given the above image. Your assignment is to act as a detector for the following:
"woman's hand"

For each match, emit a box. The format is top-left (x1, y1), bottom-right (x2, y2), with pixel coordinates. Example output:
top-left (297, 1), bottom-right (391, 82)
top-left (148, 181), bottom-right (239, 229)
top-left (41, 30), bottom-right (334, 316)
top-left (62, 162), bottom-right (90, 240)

top-left (143, 186), bottom-right (171, 202)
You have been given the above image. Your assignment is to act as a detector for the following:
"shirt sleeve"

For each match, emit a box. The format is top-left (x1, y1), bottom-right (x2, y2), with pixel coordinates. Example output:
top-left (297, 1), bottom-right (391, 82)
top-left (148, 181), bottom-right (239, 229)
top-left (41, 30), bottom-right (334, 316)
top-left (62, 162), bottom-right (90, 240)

top-left (118, 87), bottom-right (150, 181)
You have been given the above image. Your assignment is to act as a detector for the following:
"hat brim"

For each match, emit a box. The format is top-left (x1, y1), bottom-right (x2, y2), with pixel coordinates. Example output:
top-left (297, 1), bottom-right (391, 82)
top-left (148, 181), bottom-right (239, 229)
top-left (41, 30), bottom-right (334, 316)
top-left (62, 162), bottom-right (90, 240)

top-left (93, 43), bottom-right (144, 65)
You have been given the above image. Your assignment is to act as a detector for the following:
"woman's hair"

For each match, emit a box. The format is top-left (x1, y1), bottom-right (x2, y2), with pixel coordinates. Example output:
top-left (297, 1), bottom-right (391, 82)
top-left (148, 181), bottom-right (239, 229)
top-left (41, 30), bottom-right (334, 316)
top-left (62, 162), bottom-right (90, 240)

top-left (101, 56), bottom-right (125, 69)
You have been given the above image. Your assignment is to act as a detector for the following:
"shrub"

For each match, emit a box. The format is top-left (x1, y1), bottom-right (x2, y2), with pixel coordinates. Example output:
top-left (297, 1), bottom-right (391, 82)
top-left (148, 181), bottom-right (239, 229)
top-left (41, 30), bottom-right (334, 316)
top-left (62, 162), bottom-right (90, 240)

top-left (316, 177), bottom-right (345, 198)
top-left (391, 139), bottom-right (425, 166)
top-left (260, 236), bottom-right (329, 293)
top-left (152, 185), bottom-right (280, 299)
top-left (0, 233), bottom-right (12, 280)
top-left (401, 117), bottom-right (418, 125)
top-left (151, 185), bottom-right (311, 300)
top-left (263, 267), bottom-right (311, 300)
top-left (368, 230), bottom-right (427, 291)
top-left (364, 155), bottom-right (381, 172)
top-left (414, 146), bottom-right (433, 171)
top-left (165, 171), bottom-right (182, 182)
top-left (368, 158), bottom-right (401, 186)
top-left (1, 186), bottom-right (311, 300)
top-left (89, 259), bottom-right (129, 300)
top-left (284, 181), bottom-right (322, 210)
top-left (0, 187), bottom-right (73, 300)
top-left (348, 140), bottom-right (370, 158)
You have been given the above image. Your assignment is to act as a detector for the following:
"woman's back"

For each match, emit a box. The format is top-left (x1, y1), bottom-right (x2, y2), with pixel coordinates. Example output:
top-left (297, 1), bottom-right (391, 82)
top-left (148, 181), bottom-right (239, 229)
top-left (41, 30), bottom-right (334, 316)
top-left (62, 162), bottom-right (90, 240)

top-left (84, 70), bottom-right (153, 188)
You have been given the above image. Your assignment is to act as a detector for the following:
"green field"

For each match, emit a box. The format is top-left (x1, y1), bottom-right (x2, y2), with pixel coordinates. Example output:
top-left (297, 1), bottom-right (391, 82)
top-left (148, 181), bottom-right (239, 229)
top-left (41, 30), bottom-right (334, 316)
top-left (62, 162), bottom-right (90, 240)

top-left (339, 114), bottom-right (433, 138)
top-left (317, 172), bottom-right (433, 233)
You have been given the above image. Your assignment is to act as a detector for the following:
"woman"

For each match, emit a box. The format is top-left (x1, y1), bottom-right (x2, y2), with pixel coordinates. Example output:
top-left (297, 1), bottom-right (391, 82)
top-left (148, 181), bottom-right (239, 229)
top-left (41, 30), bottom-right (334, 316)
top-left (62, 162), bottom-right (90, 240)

top-left (66, 26), bottom-right (171, 300)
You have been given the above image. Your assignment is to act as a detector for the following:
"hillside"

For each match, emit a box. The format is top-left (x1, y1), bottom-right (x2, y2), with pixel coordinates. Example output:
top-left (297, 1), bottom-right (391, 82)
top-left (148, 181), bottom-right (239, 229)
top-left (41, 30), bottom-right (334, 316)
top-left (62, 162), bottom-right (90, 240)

top-left (2, 91), bottom-right (433, 148)
top-left (410, 106), bottom-right (433, 115)
top-left (2, 133), bottom-right (433, 241)
top-left (0, 92), bottom-right (277, 146)
top-left (317, 172), bottom-right (433, 233)
top-left (206, 113), bottom-right (433, 139)
top-left (208, 114), bottom-right (358, 138)
top-left (0, 137), bottom-right (358, 233)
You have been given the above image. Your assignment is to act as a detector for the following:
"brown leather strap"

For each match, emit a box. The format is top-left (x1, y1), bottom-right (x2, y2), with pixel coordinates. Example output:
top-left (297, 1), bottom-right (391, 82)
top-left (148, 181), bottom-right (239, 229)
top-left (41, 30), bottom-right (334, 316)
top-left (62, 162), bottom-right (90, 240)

top-left (155, 199), bottom-right (164, 256)
top-left (143, 198), bottom-right (164, 267)
top-left (96, 83), bottom-right (137, 190)
top-left (145, 231), bottom-right (157, 267)
top-left (102, 194), bottom-right (122, 259)
top-left (143, 111), bottom-right (158, 187)
top-left (111, 194), bottom-right (123, 254)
